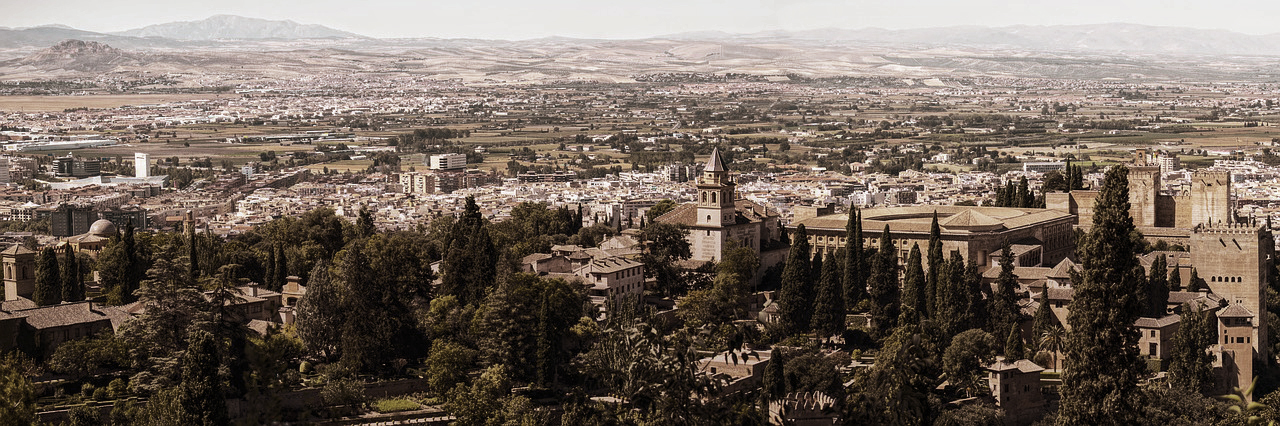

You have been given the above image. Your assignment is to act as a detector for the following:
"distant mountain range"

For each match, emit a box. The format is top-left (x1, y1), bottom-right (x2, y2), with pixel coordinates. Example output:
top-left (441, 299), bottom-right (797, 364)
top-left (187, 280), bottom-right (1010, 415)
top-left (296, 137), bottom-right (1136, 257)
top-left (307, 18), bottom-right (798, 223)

top-left (112, 15), bottom-right (366, 41)
top-left (2, 16), bottom-right (1280, 56)
top-left (670, 24), bottom-right (1280, 56)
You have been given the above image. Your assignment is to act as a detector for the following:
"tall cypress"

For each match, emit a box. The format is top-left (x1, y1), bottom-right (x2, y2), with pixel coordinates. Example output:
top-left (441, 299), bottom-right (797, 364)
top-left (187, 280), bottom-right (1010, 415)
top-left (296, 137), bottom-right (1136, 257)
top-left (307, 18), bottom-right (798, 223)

top-left (926, 211), bottom-right (943, 318)
top-left (1147, 254), bottom-right (1170, 317)
top-left (1004, 323), bottom-right (1025, 360)
top-left (1169, 264), bottom-right (1182, 291)
top-left (1017, 176), bottom-right (1031, 208)
top-left (1167, 303), bottom-right (1216, 393)
top-left (992, 243), bottom-right (1020, 349)
top-left (867, 225), bottom-right (899, 337)
top-left (842, 208), bottom-right (865, 310)
top-left (1059, 165), bottom-right (1147, 425)
top-left (811, 250), bottom-right (845, 336)
top-left (273, 244), bottom-right (288, 292)
top-left (1031, 289), bottom-right (1055, 341)
top-left (121, 223), bottom-right (141, 304)
top-left (964, 259), bottom-right (988, 331)
top-left (901, 243), bottom-right (925, 319)
top-left (441, 196), bottom-right (498, 306)
top-left (33, 247), bottom-right (61, 306)
top-left (60, 244), bottom-right (83, 302)
top-left (188, 227), bottom-right (199, 280)
top-left (778, 224), bottom-right (814, 334)
top-left (265, 245), bottom-right (276, 289)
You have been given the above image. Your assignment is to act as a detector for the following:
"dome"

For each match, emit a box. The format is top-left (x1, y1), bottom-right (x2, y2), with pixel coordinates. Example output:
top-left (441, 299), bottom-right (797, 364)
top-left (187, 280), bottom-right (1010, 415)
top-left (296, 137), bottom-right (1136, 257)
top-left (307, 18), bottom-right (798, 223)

top-left (88, 219), bottom-right (117, 236)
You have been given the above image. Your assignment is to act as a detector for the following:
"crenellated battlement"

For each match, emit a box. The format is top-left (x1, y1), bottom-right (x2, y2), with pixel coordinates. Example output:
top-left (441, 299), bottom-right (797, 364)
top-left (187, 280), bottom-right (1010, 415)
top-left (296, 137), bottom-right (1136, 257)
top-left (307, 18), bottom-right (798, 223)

top-left (1193, 222), bottom-right (1264, 235)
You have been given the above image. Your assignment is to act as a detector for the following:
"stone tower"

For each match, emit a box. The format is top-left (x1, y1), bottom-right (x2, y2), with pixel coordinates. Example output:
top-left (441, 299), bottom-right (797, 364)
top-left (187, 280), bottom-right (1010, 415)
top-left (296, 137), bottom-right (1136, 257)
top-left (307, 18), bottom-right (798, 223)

top-left (1191, 170), bottom-right (1232, 226)
top-left (1191, 222), bottom-right (1268, 359)
top-left (696, 147), bottom-right (736, 228)
top-left (2, 244), bottom-right (37, 301)
top-left (1127, 165), bottom-right (1161, 228)
top-left (1218, 304), bottom-right (1257, 399)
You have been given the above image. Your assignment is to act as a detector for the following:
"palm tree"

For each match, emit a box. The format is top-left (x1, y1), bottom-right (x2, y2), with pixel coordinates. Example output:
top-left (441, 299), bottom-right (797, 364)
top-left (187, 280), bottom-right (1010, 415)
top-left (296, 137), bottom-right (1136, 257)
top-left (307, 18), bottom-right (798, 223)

top-left (1039, 325), bottom-right (1066, 371)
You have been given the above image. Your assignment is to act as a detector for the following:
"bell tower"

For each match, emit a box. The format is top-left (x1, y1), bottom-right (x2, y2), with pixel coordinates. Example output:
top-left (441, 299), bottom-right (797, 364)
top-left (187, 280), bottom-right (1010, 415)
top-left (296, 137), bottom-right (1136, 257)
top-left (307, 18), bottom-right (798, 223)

top-left (696, 147), bottom-right (736, 228)
top-left (3, 244), bottom-right (37, 301)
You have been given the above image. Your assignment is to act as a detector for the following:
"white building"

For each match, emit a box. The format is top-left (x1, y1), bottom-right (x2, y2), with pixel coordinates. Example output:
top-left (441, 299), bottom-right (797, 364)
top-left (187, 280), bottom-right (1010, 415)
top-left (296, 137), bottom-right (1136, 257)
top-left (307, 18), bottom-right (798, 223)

top-left (429, 153), bottom-right (467, 171)
top-left (135, 153), bottom-right (150, 178)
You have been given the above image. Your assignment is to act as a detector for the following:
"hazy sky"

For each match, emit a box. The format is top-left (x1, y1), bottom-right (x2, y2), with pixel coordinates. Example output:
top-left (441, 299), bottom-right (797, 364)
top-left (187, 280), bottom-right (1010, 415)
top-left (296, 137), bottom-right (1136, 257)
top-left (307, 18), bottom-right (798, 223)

top-left (3, 0), bottom-right (1279, 39)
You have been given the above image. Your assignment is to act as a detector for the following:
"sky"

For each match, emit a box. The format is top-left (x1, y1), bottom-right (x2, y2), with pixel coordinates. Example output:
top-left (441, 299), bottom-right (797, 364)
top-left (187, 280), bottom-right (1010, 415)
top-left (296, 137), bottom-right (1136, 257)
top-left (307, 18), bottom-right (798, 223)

top-left (2, 0), bottom-right (1279, 40)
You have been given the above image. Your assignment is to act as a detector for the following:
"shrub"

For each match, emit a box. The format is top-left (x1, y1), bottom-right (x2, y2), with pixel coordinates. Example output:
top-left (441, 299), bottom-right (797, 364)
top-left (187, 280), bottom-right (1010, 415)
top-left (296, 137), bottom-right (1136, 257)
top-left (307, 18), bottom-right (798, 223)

top-left (373, 398), bottom-right (420, 413)
top-left (107, 378), bottom-right (128, 398)
top-left (93, 387), bottom-right (109, 401)
top-left (81, 384), bottom-right (96, 399)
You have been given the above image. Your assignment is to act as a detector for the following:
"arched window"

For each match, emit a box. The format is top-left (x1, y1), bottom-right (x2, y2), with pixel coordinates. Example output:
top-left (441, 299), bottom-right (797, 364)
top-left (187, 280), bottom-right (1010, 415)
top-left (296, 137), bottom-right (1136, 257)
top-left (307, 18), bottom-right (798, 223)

top-left (701, 192), bottom-right (707, 203)
top-left (711, 192), bottom-right (717, 203)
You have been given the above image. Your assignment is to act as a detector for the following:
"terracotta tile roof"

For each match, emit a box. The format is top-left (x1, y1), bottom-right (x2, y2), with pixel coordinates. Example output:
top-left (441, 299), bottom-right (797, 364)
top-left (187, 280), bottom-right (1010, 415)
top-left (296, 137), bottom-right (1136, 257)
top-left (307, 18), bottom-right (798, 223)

top-left (793, 205), bottom-right (1073, 234)
top-left (987, 358), bottom-right (1045, 373)
top-left (655, 199), bottom-right (776, 227)
top-left (1, 244), bottom-right (34, 255)
top-left (1047, 258), bottom-right (1077, 279)
top-left (14, 302), bottom-right (114, 330)
top-left (1219, 304), bottom-right (1255, 318)
top-left (1135, 314), bottom-right (1181, 328)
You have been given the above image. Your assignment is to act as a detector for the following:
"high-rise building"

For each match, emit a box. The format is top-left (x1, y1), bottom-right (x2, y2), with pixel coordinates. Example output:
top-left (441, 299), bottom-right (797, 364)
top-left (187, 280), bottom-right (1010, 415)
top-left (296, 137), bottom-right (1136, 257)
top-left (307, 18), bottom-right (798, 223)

top-left (135, 153), bottom-right (150, 178)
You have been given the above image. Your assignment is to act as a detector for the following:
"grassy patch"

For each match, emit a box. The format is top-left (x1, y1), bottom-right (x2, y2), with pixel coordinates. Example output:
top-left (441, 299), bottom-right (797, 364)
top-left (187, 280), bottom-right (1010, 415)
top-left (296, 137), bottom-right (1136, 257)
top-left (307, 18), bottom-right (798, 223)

top-left (372, 398), bottom-right (421, 413)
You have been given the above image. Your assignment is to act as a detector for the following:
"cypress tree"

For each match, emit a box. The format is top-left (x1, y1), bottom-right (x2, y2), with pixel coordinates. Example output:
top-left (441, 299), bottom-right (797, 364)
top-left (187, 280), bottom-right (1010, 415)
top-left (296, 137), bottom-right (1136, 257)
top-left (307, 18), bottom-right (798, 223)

top-left (937, 251), bottom-right (968, 337)
top-left (178, 330), bottom-right (228, 425)
top-left (992, 243), bottom-right (1020, 348)
top-left (121, 223), bottom-right (141, 304)
top-left (33, 247), bottom-right (60, 306)
top-left (867, 225), bottom-right (899, 337)
top-left (763, 349), bottom-right (787, 399)
top-left (187, 227), bottom-right (199, 280)
top-left (1017, 176), bottom-right (1031, 208)
top-left (265, 245), bottom-right (276, 289)
top-left (901, 243), bottom-right (925, 318)
top-left (778, 224), bottom-right (814, 334)
top-left (1059, 165), bottom-right (1147, 425)
top-left (926, 211), bottom-right (943, 318)
top-left (842, 208), bottom-right (863, 309)
top-left (1147, 254), bottom-right (1169, 316)
top-left (1031, 290), bottom-right (1055, 340)
top-left (811, 250), bottom-right (845, 336)
top-left (964, 259), bottom-right (988, 331)
top-left (1167, 303), bottom-right (1216, 393)
top-left (273, 244), bottom-right (288, 292)
top-left (60, 244), bottom-right (83, 302)
top-left (1004, 323), bottom-right (1025, 360)
top-left (1188, 267), bottom-right (1201, 292)
top-left (535, 291), bottom-right (554, 387)
top-left (1169, 264), bottom-right (1182, 291)
top-left (441, 196), bottom-right (499, 306)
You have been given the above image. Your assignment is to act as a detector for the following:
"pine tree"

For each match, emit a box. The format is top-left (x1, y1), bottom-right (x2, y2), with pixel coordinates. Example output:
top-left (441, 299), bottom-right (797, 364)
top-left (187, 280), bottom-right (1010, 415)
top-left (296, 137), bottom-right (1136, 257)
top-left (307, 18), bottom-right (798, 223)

top-left (778, 225), bottom-right (814, 334)
top-left (926, 211), bottom-right (943, 318)
top-left (811, 250), bottom-right (845, 336)
top-left (1059, 165), bottom-right (1147, 425)
top-left (867, 225), bottom-right (899, 337)
top-left (60, 244), bottom-right (83, 302)
top-left (1147, 254), bottom-right (1170, 316)
top-left (843, 208), bottom-right (865, 310)
top-left (33, 247), bottom-right (60, 306)
top-left (901, 243), bottom-right (925, 318)
top-left (992, 243), bottom-right (1020, 349)
top-left (1004, 323), bottom-right (1024, 360)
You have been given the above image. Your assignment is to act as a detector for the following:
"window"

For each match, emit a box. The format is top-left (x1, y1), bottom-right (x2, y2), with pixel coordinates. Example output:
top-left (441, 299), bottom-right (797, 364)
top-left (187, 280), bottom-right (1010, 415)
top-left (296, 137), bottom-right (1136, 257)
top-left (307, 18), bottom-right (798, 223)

top-left (1150, 330), bottom-right (1156, 337)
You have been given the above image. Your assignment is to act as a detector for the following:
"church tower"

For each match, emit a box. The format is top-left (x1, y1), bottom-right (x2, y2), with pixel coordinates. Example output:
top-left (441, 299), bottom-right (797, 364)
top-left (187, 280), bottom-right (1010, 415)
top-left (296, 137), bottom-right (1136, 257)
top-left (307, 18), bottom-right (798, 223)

top-left (696, 147), bottom-right (736, 228)
top-left (3, 244), bottom-right (36, 301)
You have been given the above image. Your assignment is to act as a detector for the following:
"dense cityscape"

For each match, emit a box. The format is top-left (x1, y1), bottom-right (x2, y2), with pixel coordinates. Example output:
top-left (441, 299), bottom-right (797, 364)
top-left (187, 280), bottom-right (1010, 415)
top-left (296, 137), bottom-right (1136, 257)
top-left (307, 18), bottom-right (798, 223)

top-left (6, 9), bottom-right (1280, 426)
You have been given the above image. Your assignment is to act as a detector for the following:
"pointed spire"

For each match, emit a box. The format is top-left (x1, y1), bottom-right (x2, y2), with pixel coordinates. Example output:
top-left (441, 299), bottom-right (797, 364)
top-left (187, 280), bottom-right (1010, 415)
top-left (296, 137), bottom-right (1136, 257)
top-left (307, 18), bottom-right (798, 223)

top-left (705, 147), bottom-right (726, 172)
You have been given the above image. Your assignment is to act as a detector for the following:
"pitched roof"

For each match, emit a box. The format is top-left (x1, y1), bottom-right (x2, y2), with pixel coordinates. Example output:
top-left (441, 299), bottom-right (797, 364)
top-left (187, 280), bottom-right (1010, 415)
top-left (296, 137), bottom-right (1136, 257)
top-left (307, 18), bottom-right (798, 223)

top-left (15, 302), bottom-right (114, 330)
top-left (655, 199), bottom-right (776, 227)
top-left (704, 147), bottom-right (726, 172)
top-left (1, 244), bottom-right (34, 255)
top-left (1135, 314), bottom-right (1181, 328)
top-left (987, 358), bottom-right (1045, 374)
top-left (1047, 258), bottom-right (1077, 279)
top-left (939, 209), bottom-right (1004, 230)
top-left (1219, 303), bottom-right (1255, 318)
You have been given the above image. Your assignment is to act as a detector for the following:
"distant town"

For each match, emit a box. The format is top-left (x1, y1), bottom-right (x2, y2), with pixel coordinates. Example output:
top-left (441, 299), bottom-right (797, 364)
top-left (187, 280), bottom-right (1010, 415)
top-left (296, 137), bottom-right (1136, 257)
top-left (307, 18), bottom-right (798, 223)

top-left (5, 19), bottom-right (1280, 426)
